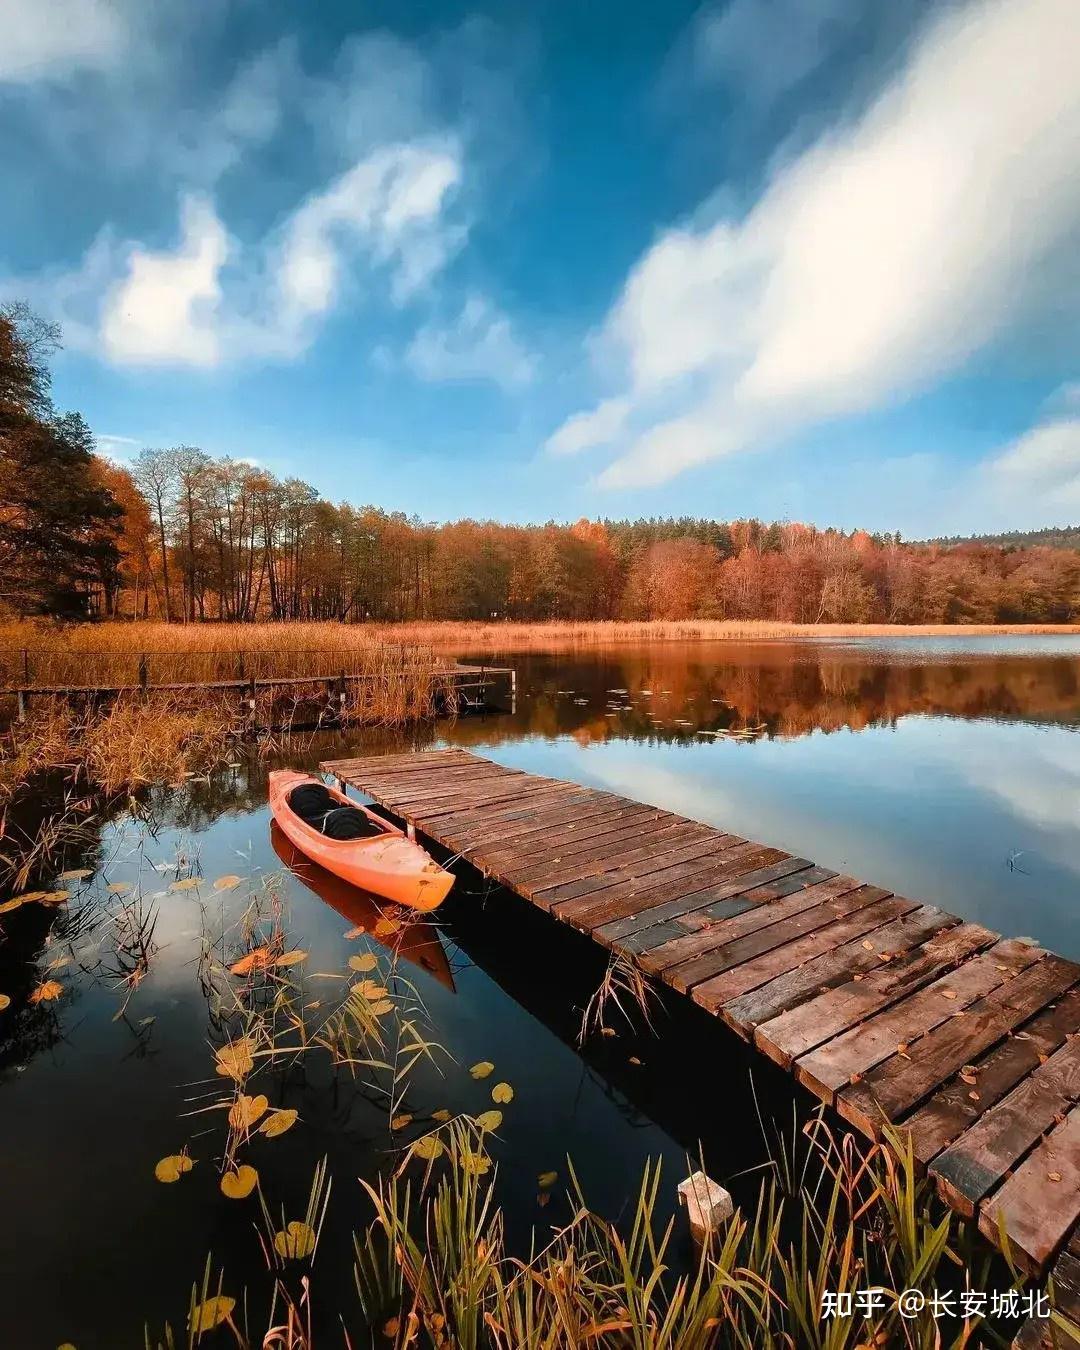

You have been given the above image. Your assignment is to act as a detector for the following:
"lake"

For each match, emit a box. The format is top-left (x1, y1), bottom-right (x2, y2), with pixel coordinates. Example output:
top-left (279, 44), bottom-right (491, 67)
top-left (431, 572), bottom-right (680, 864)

top-left (2, 635), bottom-right (1078, 1346)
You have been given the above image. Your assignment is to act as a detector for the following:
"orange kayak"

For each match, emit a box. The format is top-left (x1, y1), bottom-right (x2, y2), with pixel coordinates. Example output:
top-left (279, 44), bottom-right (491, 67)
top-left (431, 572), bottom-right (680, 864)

top-left (268, 770), bottom-right (455, 911)
top-left (269, 823), bottom-right (456, 990)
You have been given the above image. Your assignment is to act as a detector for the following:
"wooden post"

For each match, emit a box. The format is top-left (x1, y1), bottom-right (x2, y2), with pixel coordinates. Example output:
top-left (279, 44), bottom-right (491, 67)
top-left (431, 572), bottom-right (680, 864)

top-left (17, 690), bottom-right (26, 722)
top-left (22, 648), bottom-right (29, 688)
top-left (677, 1172), bottom-right (733, 1247)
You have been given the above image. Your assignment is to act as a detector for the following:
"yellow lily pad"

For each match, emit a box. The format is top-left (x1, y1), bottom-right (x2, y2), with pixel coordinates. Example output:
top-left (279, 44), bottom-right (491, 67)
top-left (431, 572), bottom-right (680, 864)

top-left (491, 1082), bottom-right (514, 1104)
top-left (273, 1220), bottom-right (316, 1260)
top-left (538, 1170), bottom-right (558, 1189)
top-left (220, 1165), bottom-right (258, 1199)
top-left (259, 1108), bottom-right (298, 1138)
top-left (373, 917), bottom-right (398, 938)
top-left (475, 1110), bottom-right (502, 1132)
top-left (189, 1295), bottom-right (235, 1331)
top-left (369, 999), bottom-right (394, 1016)
top-left (169, 877), bottom-right (201, 892)
top-left (213, 875), bottom-right (242, 891)
top-left (215, 1037), bottom-right (255, 1081)
top-left (274, 950), bottom-right (308, 967)
top-left (431, 1108), bottom-right (452, 1122)
top-left (460, 1152), bottom-right (491, 1176)
top-left (228, 1093), bottom-right (269, 1131)
top-left (0, 994), bottom-right (10, 1012)
top-left (29, 979), bottom-right (63, 1004)
top-left (390, 1113), bottom-right (413, 1131)
top-left (348, 953), bottom-right (378, 973)
top-left (470, 1061), bottom-right (494, 1080)
top-left (411, 1134), bottom-right (444, 1161)
top-left (155, 1153), bottom-right (194, 1183)
top-left (106, 882), bottom-right (131, 895)
top-left (60, 869), bottom-right (92, 881)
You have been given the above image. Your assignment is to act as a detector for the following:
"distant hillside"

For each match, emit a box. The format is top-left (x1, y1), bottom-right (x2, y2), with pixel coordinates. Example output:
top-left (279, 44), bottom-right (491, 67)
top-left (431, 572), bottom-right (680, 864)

top-left (927, 526), bottom-right (1080, 550)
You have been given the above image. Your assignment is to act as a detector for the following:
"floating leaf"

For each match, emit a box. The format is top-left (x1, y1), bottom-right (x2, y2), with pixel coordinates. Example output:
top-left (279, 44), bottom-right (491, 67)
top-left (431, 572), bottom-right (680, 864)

top-left (0, 994), bottom-right (10, 1012)
top-left (538, 1170), bottom-right (558, 1189)
top-left (370, 1000), bottom-right (394, 1016)
top-left (537, 1191), bottom-right (550, 1208)
top-left (106, 882), bottom-right (131, 895)
top-left (29, 980), bottom-right (63, 1004)
top-left (228, 1094), bottom-right (269, 1131)
top-left (600, 1027), bottom-right (616, 1038)
top-left (155, 1153), bottom-right (194, 1183)
top-left (628, 1056), bottom-right (642, 1067)
top-left (373, 918), bottom-right (398, 938)
top-left (229, 947), bottom-right (271, 977)
top-left (475, 1110), bottom-right (502, 1132)
top-left (220, 1165), bottom-right (258, 1199)
top-left (47, 954), bottom-right (72, 971)
top-left (470, 1061), bottom-right (494, 1080)
top-left (60, 869), bottom-right (92, 881)
top-left (431, 1108), bottom-right (452, 1123)
top-left (188, 1296), bottom-right (235, 1332)
top-left (460, 1152), bottom-right (491, 1176)
top-left (491, 1082), bottom-right (513, 1104)
top-left (273, 1220), bottom-right (316, 1260)
top-left (169, 877), bottom-right (201, 891)
top-left (353, 978), bottom-right (389, 1000)
top-left (412, 1135), bottom-right (444, 1161)
top-left (348, 953), bottom-right (378, 973)
top-left (41, 891), bottom-right (70, 905)
top-left (215, 1038), bottom-right (255, 1081)
top-left (213, 875), bottom-right (242, 891)
top-left (274, 950), bottom-right (308, 967)
top-left (344, 925), bottom-right (366, 938)
top-left (383, 1317), bottom-right (400, 1339)
top-left (390, 1113), bottom-right (413, 1131)
top-left (0, 897), bottom-right (27, 915)
top-left (260, 1108), bottom-right (298, 1138)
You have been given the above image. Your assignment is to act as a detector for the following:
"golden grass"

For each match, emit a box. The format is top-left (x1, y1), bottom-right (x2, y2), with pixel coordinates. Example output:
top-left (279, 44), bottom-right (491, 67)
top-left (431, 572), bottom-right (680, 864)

top-left (374, 618), bottom-right (1080, 653)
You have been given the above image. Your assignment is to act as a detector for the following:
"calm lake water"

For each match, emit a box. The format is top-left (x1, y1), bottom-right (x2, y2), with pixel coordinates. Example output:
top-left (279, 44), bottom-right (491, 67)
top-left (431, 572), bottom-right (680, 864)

top-left (2, 636), bottom-right (1079, 1347)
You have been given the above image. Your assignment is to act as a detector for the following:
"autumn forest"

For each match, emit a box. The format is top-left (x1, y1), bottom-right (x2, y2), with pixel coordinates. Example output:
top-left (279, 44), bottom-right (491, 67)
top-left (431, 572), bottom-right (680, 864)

top-left (3, 304), bottom-right (1078, 627)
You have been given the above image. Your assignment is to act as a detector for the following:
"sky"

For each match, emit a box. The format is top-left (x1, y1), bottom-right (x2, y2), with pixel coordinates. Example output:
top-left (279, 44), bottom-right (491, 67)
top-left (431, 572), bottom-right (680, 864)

top-left (2, 0), bottom-right (1079, 537)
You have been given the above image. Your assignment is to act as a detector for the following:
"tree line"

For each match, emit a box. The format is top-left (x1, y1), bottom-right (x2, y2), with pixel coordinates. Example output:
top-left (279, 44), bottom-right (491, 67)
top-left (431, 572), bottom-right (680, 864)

top-left (2, 304), bottom-right (1078, 625)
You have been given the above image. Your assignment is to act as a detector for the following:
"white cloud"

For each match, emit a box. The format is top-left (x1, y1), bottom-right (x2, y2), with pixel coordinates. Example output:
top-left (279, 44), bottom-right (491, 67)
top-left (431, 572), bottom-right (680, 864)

top-left (983, 417), bottom-right (1080, 518)
top-left (100, 196), bottom-right (228, 366)
top-left (546, 397), bottom-right (629, 456)
top-left (53, 138), bottom-right (465, 368)
top-left (405, 294), bottom-right (535, 389)
top-left (553, 0), bottom-right (1080, 488)
top-left (0, 0), bottom-right (128, 83)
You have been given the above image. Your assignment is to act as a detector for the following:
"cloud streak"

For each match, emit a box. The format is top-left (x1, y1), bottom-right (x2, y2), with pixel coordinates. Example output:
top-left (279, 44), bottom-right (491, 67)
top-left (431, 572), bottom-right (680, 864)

top-left (552, 0), bottom-right (1080, 490)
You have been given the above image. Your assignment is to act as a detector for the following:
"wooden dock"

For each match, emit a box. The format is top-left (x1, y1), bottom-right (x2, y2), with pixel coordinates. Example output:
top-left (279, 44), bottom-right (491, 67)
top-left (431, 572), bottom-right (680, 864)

top-left (324, 747), bottom-right (1080, 1285)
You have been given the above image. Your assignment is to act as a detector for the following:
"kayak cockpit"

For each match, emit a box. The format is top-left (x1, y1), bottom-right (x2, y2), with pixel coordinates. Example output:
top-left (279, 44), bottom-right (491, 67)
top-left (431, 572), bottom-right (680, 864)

top-left (286, 782), bottom-right (388, 841)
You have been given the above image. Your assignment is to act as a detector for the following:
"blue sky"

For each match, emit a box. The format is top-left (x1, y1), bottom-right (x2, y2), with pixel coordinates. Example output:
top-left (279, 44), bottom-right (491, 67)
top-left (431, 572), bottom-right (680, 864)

top-left (3, 0), bottom-right (1079, 536)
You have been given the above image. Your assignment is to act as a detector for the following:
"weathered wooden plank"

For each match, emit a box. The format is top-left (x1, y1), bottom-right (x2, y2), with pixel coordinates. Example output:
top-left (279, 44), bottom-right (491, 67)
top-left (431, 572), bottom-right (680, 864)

top-left (433, 787), bottom-right (604, 834)
top-left (593, 856), bottom-right (820, 945)
top-left (686, 893), bottom-right (916, 1008)
top-left (757, 922), bottom-right (999, 1070)
top-left (929, 1036), bottom-right (1080, 1219)
top-left (728, 906), bottom-right (958, 1040)
top-left (506, 813), bottom-right (695, 880)
top-left (902, 986), bottom-right (1080, 1167)
top-left (795, 938), bottom-right (1043, 1102)
top-left (421, 782), bottom-right (585, 823)
top-left (553, 847), bottom-right (794, 929)
top-left (515, 822), bottom-right (716, 893)
top-left (633, 873), bottom-right (862, 974)
top-left (526, 827), bottom-right (728, 904)
top-left (977, 1106), bottom-right (1080, 1275)
top-left (836, 956), bottom-right (1080, 1137)
top-left (476, 804), bottom-right (677, 859)
top-left (1012, 1246), bottom-right (1080, 1349)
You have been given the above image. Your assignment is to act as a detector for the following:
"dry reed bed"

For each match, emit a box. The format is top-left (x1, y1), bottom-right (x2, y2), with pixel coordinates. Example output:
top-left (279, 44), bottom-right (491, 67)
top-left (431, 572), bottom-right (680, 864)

top-left (375, 618), bottom-right (1080, 653)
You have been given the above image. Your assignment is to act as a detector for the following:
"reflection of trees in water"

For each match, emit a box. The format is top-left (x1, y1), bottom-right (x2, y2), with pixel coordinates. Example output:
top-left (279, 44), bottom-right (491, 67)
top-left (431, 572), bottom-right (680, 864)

top-left (445, 648), bottom-right (1080, 748)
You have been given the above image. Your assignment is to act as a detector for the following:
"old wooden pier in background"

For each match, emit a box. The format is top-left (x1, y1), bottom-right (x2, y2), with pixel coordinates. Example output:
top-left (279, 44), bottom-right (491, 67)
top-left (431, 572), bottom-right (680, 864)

top-left (325, 747), bottom-right (1080, 1299)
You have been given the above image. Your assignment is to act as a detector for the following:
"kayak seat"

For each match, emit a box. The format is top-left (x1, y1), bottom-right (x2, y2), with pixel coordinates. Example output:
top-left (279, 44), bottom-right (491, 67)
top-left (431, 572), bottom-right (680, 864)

top-left (321, 805), bottom-right (385, 841)
top-left (288, 783), bottom-right (335, 823)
